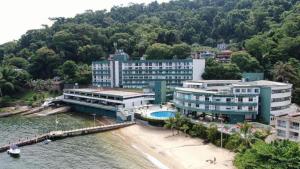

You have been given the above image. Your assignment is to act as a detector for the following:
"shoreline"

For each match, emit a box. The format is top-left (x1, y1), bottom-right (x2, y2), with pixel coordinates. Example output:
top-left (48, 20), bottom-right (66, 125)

top-left (115, 122), bottom-right (236, 169)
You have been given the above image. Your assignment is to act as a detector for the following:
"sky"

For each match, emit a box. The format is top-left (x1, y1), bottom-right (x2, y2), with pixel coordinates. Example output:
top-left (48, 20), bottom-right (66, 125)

top-left (0, 0), bottom-right (169, 45)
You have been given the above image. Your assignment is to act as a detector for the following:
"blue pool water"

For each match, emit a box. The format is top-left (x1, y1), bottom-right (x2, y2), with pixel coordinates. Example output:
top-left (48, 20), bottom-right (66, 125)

top-left (150, 111), bottom-right (175, 119)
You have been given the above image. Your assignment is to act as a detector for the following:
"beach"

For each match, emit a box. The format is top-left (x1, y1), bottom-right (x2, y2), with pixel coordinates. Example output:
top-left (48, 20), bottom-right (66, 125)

top-left (115, 122), bottom-right (236, 169)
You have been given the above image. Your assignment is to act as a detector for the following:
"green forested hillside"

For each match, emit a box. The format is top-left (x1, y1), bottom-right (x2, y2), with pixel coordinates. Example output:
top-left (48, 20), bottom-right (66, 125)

top-left (0, 0), bottom-right (300, 98)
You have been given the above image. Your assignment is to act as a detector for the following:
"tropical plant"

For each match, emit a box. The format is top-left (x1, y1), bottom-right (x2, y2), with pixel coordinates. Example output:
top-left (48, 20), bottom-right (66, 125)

top-left (272, 61), bottom-right (299, 83)
top-left (180, 124), bottom-right (190, 137)
top-left (238, 122), bottom-right (254, 148)
top-left (234, 140), bottom-right (300, 169)
top-left (207, 124), bottom-right (220, 145)
top-left (164, 117), bottom-right (176, 136)
top-left (189, 123), bottom-right (207, 139)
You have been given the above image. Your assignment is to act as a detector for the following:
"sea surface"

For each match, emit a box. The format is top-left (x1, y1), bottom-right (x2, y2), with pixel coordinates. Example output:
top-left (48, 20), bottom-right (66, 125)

top-left (0, 113), bottom-right (157, 169)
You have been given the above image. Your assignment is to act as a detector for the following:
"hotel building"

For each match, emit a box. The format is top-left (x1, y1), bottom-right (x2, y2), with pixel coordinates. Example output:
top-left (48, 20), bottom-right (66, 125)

top-left (173, 80), bottom-right (293, 124)
top-left (92, 50), bottom-right (205, 89)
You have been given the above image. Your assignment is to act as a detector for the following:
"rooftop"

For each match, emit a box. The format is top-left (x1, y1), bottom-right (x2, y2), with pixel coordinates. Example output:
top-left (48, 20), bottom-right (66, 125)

top-left (185, 80), bottom-right (291, 87)
top-left (64, 88), bottom-right (145, 98)
top-left (277, 113), bottom-right (300, 121)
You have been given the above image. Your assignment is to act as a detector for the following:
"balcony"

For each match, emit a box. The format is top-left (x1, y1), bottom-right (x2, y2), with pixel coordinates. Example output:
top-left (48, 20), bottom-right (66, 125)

top-left (290, 125), bottom-right (300, 130)
top-left (289, 135), bottom-right (299, 141)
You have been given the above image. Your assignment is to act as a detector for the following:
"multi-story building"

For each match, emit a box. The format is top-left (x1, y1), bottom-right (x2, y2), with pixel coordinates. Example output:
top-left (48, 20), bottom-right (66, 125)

top-left (92, 50), bottom-right (205, 89)
top-left (216, 50), bottom-right (232, 63)
top-left (173, 80), bottom-right (294, 124)
top-left (276, 113), bottom-right (300, 142)
top-left (191, 50), bottom-right (215, 59)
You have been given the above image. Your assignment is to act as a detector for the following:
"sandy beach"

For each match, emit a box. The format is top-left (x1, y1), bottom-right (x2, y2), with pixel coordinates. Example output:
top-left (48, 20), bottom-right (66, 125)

top-left (114, 122), bottom-right (236, 169)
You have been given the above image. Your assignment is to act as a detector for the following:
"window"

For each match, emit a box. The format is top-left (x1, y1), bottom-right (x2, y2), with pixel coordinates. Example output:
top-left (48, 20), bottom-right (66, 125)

top-left (205, 97), bottom-right (210, 101)
top-left (242, 89), bottom-right (246, 93)
top-left (235, 89), bottom-right (240, 93)
top-left (247, 88), bottom-right (252, 93)
top-left (205, 105), bottom-right (209, 110)
top-left (238, 98), bottom-right (243, 102)
top-left (196, 96), bottom-right (199, 100)
top-left (226, 98), bottom-right (231, 102)
top-left (254, 89), bottom-right (259, 93)
top-left (238, 106), bottom-right (242, 110)
top-left (249, 97), bottom-right (253, 102)
top-left (196, 104), bottom-right (199, 108)
top-left (248, 106), bottom-right (254, 111)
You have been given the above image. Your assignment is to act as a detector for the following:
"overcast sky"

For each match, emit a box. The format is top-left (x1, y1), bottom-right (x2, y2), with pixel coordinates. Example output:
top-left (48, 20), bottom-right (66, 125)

top-left (0, 0), bottom-right (169, 45)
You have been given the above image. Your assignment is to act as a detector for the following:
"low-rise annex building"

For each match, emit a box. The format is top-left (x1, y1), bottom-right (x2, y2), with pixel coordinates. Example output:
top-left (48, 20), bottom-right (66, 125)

top-left (62, 88), bottom-right (155, 121)
top-left (276, 113), bottom-right (300, 142)
top-left (173, 80), bottom-right (293, 124)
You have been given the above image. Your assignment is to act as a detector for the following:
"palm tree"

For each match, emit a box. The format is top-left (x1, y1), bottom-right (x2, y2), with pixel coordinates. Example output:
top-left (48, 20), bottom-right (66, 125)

top-left (164, 117), bottom-right (176, 136)
top-left (272, 61), bottom-right (299, 83)
top-left (239, 122), bottom-right (253, 148)
top-left (180, 124), bottom-right (189, 137)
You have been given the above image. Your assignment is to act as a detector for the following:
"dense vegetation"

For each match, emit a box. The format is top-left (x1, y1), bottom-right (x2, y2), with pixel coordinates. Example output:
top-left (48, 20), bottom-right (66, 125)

top-left (164, 113), bottom-right (300, 169)
top-left (0, 0), bottom-right (300, 102)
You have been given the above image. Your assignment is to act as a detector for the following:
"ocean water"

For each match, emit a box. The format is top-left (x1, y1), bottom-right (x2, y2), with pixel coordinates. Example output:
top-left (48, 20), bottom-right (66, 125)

top-left (0, 113), bottom-right (156, 169)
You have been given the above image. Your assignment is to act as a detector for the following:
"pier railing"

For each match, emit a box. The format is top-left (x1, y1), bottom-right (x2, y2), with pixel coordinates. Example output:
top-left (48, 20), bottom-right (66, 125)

top-left (0, 122), bottom-right (135, 153)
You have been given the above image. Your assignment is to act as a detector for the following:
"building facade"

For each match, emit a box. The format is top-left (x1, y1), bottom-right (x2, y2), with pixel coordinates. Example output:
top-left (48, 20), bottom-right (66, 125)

top-left (276, 113), bottom-right (300, 142)
top-left (191, 50), bottom-right (215, 59)
top-left (216, 50), bottom-right (232, 63)
top-left (62, 88), bottom-right (155, 121)
top-left (173, 80), bottom-right (293, 124)
top-left (92, 50), bottom-right (205, 89)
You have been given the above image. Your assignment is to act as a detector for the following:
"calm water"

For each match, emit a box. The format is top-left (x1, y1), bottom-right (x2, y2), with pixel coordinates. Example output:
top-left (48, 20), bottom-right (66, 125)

top-left (0, 113), bottom-right (156, 169)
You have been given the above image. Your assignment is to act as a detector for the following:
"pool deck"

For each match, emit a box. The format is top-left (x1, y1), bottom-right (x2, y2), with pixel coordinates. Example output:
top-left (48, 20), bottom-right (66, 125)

top-left (135, 105), bottom-right (176, 120)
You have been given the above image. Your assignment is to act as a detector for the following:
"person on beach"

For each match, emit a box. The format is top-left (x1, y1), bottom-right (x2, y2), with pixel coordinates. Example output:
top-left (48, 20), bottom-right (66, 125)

top-left (214, 157), bottom-right (216, 164)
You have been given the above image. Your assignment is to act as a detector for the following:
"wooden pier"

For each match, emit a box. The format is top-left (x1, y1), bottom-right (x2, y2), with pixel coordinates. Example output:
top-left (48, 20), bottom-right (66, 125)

top-left (0, 122), bottom-right (135, 153)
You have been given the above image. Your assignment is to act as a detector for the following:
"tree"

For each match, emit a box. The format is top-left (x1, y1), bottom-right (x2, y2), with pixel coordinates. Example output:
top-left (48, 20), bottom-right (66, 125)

top-left (231, 51), bottom-right (262, 72)
top-left (4, 56), bottom-right (30, 70)
top-left (78, 45), bottom-right (106, 63)
top-left (60, 60), bottom-right (78, 82)
top-left (29, 47), bottom-right (61, 79)
top-left (180, 124), bottom-right (189, 137)
top-left (272, 61), bottom-right (299, 83)
top-left (202, 59), bottom-right (242, 80)
top-left (207, 124), bottom-right (220, 145)
top-left (164, 117), bottom-right (176, 136)
top-left (0, 66), bottom-right (30, 95)
top-left (234, 140), bottom-right (300, 169)
top-left (189, 123), bottom-right (207, 138)
top-left (171, 43), bottom-right (191, 59)
top-left (145, 43), bottom-right (172, 60)
top-left (239, 122), bottom-right (254, 148)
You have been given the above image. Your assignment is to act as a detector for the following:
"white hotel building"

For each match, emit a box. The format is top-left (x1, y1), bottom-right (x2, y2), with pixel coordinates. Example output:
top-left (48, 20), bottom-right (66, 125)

top-left (92, 50), bottom-right (205, 88)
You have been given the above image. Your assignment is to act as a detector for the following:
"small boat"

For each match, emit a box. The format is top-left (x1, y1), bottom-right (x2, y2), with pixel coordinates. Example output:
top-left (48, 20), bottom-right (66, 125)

top-left (43, 139), bottom-right (52, 144)
top-left (7, 145), bottom-right (20, 157)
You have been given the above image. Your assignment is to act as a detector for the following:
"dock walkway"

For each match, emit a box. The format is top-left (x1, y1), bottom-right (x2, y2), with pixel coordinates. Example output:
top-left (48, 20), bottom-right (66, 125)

top-left (0, 122), bottom-right (135, 153)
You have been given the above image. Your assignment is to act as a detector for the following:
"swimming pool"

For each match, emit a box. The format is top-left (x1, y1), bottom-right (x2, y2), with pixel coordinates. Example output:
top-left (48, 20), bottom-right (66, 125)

top-left (149, 111), bottom-right (175, 119)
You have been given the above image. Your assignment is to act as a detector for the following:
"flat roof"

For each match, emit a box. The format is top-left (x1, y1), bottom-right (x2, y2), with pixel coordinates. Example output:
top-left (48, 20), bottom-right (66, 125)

top-left (236, 80), bottom-right (291, 87)
top-left (175, 87), bottom-right (217, 94)
top-left (184, 80), bottom-right (290, 87)
top-left (277, 113), bottom-right (300, 121)
top-left (184, 80), bottom-right (240, 84)
top-left (64, 88), bottom-right (145, 98)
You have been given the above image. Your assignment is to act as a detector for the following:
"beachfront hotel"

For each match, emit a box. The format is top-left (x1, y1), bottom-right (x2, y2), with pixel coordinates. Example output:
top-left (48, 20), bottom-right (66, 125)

top-left (173, 80), bottom-right (293, 124)
top-left (276, 113), bottom-right (300, 142)
top-left (92, 50), bottom-right (205, 89)
top-left (62, 88), bottom-right (155, 121)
